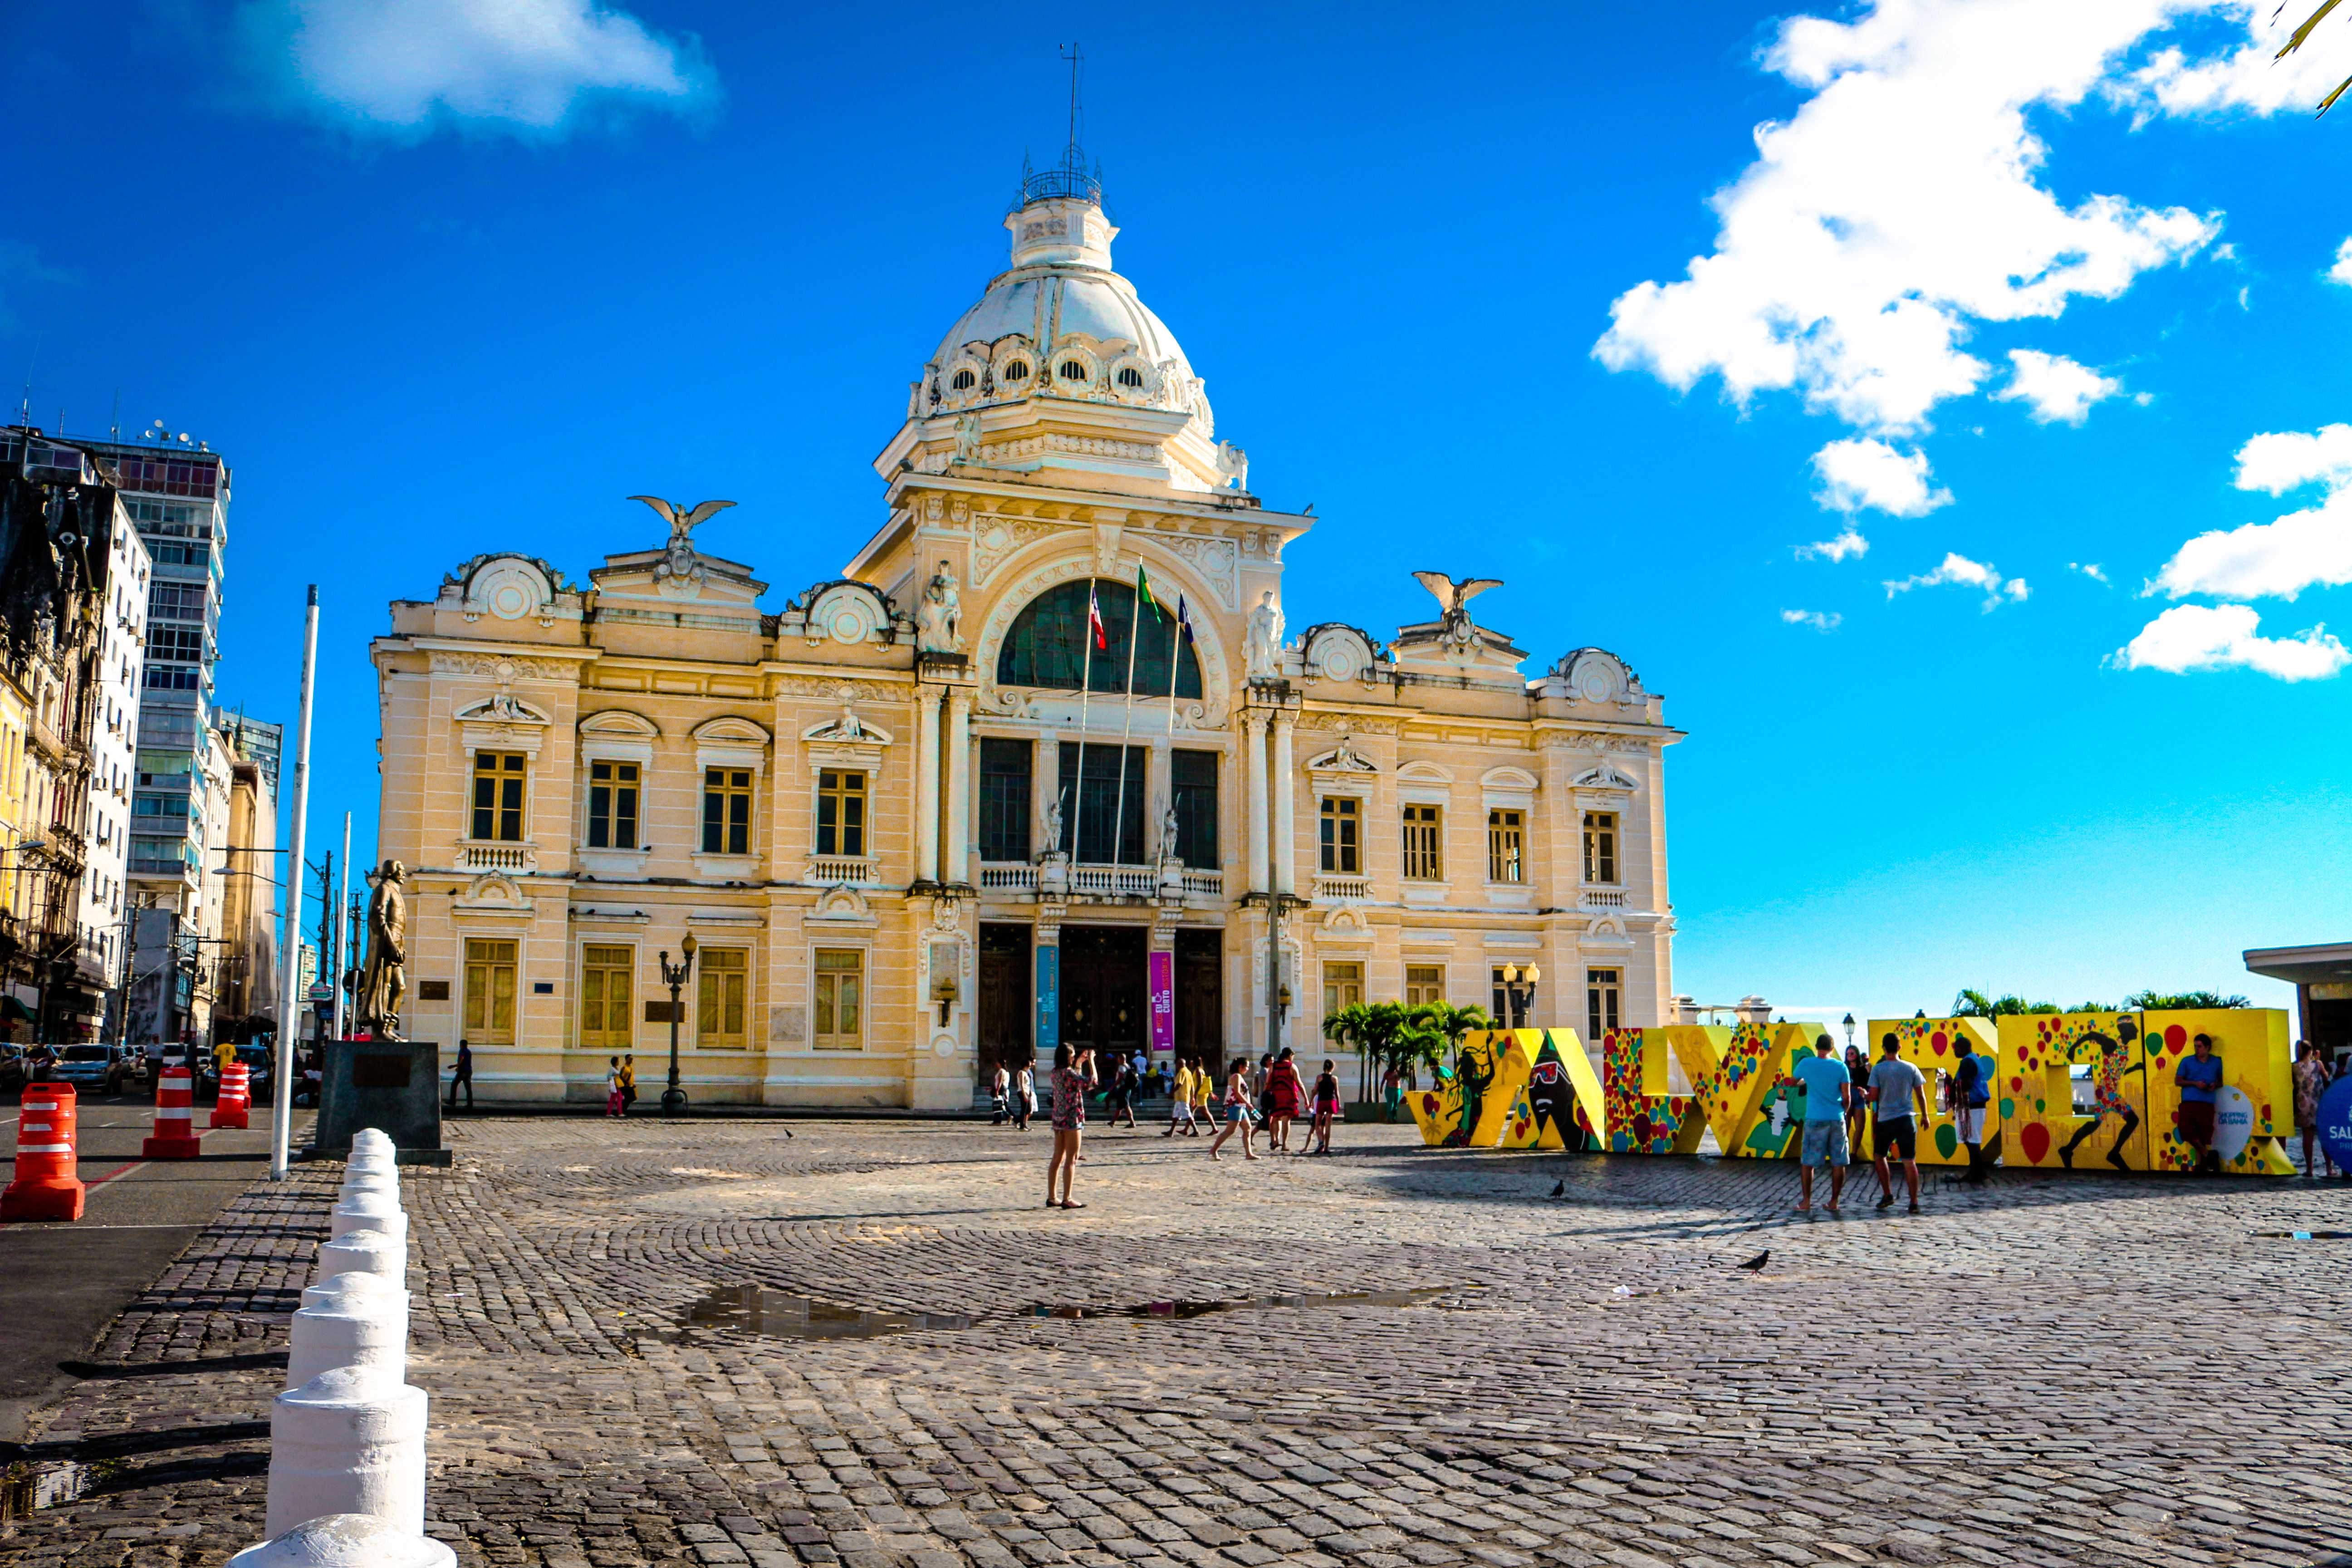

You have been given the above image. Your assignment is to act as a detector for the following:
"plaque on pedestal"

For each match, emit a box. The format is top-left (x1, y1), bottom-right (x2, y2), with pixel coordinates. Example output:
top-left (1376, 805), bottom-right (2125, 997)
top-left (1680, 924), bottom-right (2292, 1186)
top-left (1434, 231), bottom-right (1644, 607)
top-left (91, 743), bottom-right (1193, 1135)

top-left (304, 1039), bottom-right (452, 1166)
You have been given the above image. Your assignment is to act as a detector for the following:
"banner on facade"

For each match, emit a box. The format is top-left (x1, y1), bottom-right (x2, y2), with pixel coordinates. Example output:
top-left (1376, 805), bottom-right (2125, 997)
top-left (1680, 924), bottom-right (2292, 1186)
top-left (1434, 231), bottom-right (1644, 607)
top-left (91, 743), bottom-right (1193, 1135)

top-left (1148, 951), bottom-right (1173, 1054)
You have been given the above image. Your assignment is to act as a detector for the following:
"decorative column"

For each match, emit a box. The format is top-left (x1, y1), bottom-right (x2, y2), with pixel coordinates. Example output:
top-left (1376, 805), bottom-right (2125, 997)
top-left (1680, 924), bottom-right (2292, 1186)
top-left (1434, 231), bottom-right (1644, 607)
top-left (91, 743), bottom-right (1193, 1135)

top-left (945, 688), bottom-right (972, 885)
top-left (1270, 710), bottom-right (1296, 897)
top-left (915, 685), bottom-right (941, 884)
top-left (1243, 710), bottom-right (1269, 895)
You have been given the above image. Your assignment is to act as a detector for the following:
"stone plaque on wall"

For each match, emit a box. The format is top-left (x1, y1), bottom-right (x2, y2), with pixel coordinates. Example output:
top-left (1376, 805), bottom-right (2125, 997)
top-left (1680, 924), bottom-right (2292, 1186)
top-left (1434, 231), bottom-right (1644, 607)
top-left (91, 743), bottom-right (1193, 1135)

top-left (418, 980), bottom-right (450, 1001)
top-left (773, 1004), bottom-right (806, 1043)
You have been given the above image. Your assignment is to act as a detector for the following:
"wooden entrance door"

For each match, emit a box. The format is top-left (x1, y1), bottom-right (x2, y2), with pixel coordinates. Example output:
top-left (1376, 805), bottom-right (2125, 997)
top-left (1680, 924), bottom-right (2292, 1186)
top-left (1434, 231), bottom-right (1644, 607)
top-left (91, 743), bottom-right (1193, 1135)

top-left (1176, 929), bottom-right (1224, 1069)
top-left (978, 923), bottom-right (1031, 1069)
top-left (1059, 925), bottom-right (1146, 1058)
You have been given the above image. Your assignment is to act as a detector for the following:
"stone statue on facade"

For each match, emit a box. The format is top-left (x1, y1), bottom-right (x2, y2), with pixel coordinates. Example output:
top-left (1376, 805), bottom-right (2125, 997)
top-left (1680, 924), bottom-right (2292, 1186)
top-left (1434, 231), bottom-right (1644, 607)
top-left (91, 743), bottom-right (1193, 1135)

top-left (1158, 795), bottom-right (1181, 864)
top-left (1245, 590), bottom-right (1284, 680)
top-left (1039, 789), bottom-right (1064, 860)
top-left (953, 412), bottom-right (983, 466)
top-left (915, 560), bottom-right (963, 654)
top-left (357, 860), bottom-right (408, 1041)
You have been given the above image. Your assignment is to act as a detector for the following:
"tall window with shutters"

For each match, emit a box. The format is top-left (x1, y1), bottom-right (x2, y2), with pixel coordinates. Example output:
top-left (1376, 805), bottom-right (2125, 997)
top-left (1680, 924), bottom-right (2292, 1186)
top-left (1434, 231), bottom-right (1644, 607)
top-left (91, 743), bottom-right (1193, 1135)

top-left (813, 949), bottom-right (863, 1050)
top-left (1319, 796), bottom-right (1361, 874)
top-left (586, 761), bottom-right (638, 850)
top-left (696, 948), bottom-right (748, 1049)
top-left (816, 769), bottom-right (866, 857)
top-left (1587, 968), bottom-right (1621, 1043)
top-left (1583, 811), bottom-right (1619, 884)
top-left (464, 938), bottom-right (517, 1044)
top-left (702, 768), bottom-right (753, 855)
top-left (471, 752), bottom-right (527, 842)
top-left (1405, 965), bottom-right (1447, 1008)
top-left (1401, 804), bottom-right (1444, 881)
top-left (1486, 809), bottom-right (1525, 883)
top-left (581, 945), bottom-right (632, 1049)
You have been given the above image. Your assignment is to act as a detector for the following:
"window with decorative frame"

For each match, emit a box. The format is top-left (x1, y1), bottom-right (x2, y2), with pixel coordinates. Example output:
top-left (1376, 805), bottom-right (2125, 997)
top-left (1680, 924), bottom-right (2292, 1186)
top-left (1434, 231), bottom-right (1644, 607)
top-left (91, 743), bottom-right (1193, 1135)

top-left (1583, 811), bottom-right (1619, 884)
top-left (817, 769), bottom-right (867, 857)
top-left (471, 751), bottom-right (527, 842)
top-left (581, 945), bottom-right (632, 1049)
top-left (1319, 796), bottom-right (1361, 874)
top-left (702, 768), bottom-right (753, 855)
top-left (586, 761), bottom-right (639, 850)
top-left (1487, 808), bottom-right (1525, 883)
top-left (1587, 967), bottom-right (1621, 1043)
top-left (814, 949), bottom-right (863, 1050)
top-left (1401, 803), bottom-right (1443, 881)
top-left (696, 947), bottom-right (748, 1049)
top-left (1405, 965), bottom-right (1446, 1008)
top-left (1323, 961), bottom-right (1363, 1024)
top-left (464, 938), bottom-right (517, 1044)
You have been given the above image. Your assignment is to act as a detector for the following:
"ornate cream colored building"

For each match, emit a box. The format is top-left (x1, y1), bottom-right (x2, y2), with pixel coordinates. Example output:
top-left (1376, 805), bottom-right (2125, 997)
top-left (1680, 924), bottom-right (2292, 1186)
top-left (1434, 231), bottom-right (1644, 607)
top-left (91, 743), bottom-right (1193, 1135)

top-left (369, 150), bottom-right (1680, 1108)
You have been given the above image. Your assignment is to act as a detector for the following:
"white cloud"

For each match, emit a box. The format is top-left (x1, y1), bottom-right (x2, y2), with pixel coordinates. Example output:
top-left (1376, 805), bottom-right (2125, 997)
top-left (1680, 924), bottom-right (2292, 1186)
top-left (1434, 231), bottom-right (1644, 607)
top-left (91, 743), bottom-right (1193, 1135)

top-left (1782, 608), bottom-right (1843, 631)
top-left (1883, 551), bottom-right (2029, 609)
top-left (2070, 561), bottom-right (2110, 582)
top-left (2328, 236), bottom-right (2352, 286)
top-left (1594, 0), bottom-right (2220, 436)
top-left (2150, 424), bottom-right (2352, 600)
top-left (2113, 603), bottom-right (2350, 679)
top-left (1810, 436), bottom-right (1950, 516)
top-left (2130, 2), bottom-right (2352, 114)
top-left (1996, 348), bottom-right (2123, 424)
top-left (244, 0), bottom-right (713, 137)
top-left (1796, 528), bottom-right (1870, 562)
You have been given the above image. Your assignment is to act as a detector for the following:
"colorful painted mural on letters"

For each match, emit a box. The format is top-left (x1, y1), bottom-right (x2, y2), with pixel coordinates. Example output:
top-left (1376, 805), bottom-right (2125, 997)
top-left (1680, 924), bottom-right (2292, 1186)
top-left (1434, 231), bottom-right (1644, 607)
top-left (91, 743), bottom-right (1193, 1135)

top-left (1866, 1016), bottom-right (1999, 1167)
top-left (1997, 1012), bottom-right (2148, 1172)
top-left (2140, 1009), bottom-right (2294, 1176)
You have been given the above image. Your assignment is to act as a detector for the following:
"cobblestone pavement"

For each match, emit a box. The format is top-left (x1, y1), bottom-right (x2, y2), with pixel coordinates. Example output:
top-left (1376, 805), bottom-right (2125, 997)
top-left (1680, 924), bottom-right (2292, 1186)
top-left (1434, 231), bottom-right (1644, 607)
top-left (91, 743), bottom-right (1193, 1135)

top-left (5, 1116), bottom-right (2351, 1568)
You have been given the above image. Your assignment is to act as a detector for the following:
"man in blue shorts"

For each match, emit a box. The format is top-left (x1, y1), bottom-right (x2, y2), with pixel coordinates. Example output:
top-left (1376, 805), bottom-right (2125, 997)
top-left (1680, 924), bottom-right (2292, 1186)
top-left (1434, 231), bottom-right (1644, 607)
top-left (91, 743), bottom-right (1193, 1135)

top-left (1792, 1034), bottom-right (1853, 1213)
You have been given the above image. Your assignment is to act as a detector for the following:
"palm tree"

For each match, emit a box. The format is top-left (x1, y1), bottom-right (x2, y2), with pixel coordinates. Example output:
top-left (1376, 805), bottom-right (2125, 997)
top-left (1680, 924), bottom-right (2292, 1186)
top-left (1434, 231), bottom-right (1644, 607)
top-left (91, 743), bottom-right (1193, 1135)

top-left (1323, 1002), bottom-right (1372, 1100)
top-left (2279, 4), bottom-right (2352, 114)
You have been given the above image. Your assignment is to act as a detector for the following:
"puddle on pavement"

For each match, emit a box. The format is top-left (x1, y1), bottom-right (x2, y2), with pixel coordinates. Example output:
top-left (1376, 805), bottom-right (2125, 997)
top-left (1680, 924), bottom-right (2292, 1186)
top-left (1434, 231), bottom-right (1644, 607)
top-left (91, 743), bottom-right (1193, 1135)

top-left (2254, 1230), bottom-right (2348, 1240)
top-left (1028, 1285), bottom-right (1473, 1319)
top-left (656, 1283), bottom-right (1476, 1343)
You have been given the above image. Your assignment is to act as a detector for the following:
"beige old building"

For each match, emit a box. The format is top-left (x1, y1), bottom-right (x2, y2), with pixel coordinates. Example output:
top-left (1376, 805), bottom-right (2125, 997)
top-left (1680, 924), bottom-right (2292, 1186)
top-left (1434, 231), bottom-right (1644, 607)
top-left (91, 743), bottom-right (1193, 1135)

top-left (369, 150), bottom-right (1680, 1107)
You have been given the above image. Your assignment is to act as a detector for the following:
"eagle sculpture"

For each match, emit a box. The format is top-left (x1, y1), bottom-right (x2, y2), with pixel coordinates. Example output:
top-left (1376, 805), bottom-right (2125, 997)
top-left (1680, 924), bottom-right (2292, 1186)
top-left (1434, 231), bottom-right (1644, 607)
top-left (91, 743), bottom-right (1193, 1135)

top-left (628, 495), bottom-right (736, 547)
top-left (1412, 570), bottom-right (1504, 647)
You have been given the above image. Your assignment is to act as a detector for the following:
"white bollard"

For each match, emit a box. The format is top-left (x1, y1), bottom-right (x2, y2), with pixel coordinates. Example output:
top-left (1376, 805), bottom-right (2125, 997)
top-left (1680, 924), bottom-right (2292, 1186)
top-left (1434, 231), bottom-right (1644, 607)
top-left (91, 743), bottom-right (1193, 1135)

top-left (286, 1272), bottom-right (410, 1390)
top-left (226, 1512), bottom-right (454, 1568)
top-left (328, 1191), bottom-right (407, 1245)
top-left (264, 1367), bottom-right (432, 1539)
top-left (338, 1171), bottom-right (400, 1202)
top-left (311, 1226), bottom-right (405, 1290)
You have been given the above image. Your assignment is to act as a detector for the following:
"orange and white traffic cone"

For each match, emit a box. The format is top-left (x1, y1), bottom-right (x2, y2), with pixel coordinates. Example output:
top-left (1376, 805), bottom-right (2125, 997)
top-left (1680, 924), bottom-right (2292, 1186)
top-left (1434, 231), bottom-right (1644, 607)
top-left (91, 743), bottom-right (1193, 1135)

top-left (211, 1061), bottom-right (250, 1129)
top-left (142, 1065), bottom-right (203, 1158)
top-left (1, 1082), bottom-right (85, 1221)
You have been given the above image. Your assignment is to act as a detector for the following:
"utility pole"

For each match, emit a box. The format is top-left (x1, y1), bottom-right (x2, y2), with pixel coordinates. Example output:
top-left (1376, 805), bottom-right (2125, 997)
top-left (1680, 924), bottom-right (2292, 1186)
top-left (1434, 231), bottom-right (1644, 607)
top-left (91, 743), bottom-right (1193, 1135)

top-left (314, 848), bottom-right (335, 1049)
top-left (270, 587), bottom-right (318, 1181)
top-left (331, 812), bottom-right (351, 1043)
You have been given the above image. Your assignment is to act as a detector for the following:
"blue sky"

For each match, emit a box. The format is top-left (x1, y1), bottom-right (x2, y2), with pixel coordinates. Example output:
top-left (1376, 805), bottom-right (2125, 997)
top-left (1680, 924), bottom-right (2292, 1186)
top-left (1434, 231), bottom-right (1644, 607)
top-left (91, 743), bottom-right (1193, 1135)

top-left (5, 0), bottom-right (2349, 1021)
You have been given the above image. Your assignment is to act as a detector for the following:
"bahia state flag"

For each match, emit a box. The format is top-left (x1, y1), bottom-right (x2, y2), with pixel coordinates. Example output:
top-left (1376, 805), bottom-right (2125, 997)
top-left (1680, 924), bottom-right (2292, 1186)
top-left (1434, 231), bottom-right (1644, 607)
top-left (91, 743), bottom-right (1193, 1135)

top-left (1137, 566), bottom-right (1169, 622)
top-left (1087, 583), bottom-right (1108, 650)
top-left (1175, 593), bottom-right (1196, 643)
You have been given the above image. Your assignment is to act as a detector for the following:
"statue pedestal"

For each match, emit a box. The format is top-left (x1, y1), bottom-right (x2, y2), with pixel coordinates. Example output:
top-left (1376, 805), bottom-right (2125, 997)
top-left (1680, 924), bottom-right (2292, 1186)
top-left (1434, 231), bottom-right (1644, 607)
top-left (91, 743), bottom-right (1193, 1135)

top-left (304, 1041), bottom-right (451, 1166)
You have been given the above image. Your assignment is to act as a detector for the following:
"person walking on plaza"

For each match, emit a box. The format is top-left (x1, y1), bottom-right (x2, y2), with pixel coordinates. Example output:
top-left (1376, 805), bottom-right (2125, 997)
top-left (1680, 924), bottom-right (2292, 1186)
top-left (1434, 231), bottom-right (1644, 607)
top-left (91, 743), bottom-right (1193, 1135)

top-left (1044, 1044), bottom-right (1094, 1208)
top-left (1164, 1057), bottom-right (1198, 1137)
top-left (2294, 1040), bottom-right (2337, 1178)
top-left (448, 1039), bottom-right (475, 1110)
top-left (604, 1055), bottom-right (625, 1117)
top-left (1209, 1056), bottom-right (1259, 1161)
top-left (1013, 1062), bottom-right (1035, 1132)
top-left (2176, 1033), bottom-right (2225, 1174)
top-left (1792, 1034), bottom-right (1851, 1213)
top-left (1383, 1063), bottom-right (1404, 1122)
top-left (1264, 1048), bottom-right (1306, 1152)
top-left (1952, 1037), bottom-right (1994, 1186)
top-left (1842, 1043), bottom-right (1872, 1166)
top-left (1192, 1056), bottom-right (1216, 1133)
top-left (989, 1062), bottom-right (1010, 1126)
top-left (1868, 1035), bottom-right (1929, 1214)
top-left (618, 1053), bottom-right (637, 1111)
top-left (1308, 1059), bottom-right (1342, 1155)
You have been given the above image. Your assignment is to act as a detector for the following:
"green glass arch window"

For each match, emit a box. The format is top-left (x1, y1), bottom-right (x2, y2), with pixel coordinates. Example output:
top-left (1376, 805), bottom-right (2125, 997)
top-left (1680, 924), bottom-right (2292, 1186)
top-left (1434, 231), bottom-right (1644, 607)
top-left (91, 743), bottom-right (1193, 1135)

top-left (996, 578), bottom-right (1204, 698)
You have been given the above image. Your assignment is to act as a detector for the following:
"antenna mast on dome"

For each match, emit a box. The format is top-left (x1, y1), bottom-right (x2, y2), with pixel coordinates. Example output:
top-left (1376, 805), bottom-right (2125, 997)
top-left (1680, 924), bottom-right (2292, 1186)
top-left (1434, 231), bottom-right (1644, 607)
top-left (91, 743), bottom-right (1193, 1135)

top-left (1063, 40), bottom-right (1083, 152)
top-left (1014, 44), bottom-right (1103, 211)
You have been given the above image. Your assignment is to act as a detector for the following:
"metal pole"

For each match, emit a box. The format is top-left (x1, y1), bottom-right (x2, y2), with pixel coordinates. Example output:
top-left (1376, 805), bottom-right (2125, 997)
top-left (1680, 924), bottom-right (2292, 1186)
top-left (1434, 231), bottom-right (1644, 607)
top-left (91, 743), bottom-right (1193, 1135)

top-left (331, 813), bottom-right (350, 1042)
top-left (270, 586), bottom-right (318, 1181)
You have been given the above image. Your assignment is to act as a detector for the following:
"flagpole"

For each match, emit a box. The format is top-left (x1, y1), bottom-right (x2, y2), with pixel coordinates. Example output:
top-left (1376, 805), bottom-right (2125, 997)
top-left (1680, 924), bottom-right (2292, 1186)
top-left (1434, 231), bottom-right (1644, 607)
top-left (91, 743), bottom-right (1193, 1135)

top-left (1112, 583), bottom-right (1145, 866)
top-left (1072, 582), bottom-right (1099, 865)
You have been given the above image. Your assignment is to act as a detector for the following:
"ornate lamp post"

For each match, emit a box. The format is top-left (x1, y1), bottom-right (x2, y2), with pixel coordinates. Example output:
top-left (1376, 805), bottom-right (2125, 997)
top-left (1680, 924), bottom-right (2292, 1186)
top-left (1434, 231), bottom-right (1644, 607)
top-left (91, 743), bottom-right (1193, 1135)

top-left (1843, 1013), bottom-right (1856, 1053)
top-left (659, 932), bottom-right (697, 1116)
top-left (1499, 964), bottom-right (1542, 1029)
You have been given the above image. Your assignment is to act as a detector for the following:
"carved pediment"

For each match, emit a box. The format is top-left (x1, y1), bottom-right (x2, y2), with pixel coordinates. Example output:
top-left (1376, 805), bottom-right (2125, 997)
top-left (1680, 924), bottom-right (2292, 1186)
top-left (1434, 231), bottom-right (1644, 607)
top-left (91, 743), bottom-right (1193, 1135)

top-left (801, 706), bottom-right (892, 745)
top-left (1307, 737), bottom-right (1376, 774)
top-left (455, 693), bottom-right (552, 726)
top-left (692, 716), bottom-right (773, 747)
top-left (1573, 765), bottom-right (1641, 791)
top-left (579, 708), bottom-right (659, 738)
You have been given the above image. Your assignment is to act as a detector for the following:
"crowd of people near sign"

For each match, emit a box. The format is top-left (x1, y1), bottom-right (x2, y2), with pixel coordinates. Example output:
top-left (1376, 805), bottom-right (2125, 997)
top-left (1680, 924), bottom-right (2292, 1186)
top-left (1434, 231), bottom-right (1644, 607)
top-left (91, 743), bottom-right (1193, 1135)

top-left (998, 1028), bottom-right (2347, 1214)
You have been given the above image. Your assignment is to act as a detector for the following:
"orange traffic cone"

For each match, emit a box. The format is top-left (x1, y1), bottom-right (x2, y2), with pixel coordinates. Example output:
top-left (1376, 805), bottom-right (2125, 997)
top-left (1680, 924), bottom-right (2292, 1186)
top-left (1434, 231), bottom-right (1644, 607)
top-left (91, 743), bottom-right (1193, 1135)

top-left (1, 1082), bottom-right (85, 1221)
top-left (211, 1060), bottom-right (250, 1129)
top-left (142, 1065), bottom-right (203, 1158)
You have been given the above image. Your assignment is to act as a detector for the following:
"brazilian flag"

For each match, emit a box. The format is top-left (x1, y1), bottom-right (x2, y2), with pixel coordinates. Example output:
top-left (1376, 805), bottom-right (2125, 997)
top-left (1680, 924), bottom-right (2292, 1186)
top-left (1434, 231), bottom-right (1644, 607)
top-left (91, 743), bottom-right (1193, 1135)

top-left (1136, 566), bottom-right (1168, 622)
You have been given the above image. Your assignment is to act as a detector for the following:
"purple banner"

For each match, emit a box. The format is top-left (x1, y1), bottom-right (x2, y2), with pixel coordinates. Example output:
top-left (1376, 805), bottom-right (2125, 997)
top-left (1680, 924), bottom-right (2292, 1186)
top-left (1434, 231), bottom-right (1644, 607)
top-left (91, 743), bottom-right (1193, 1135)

top-left (1149, 950), bottom-right (1174, 1054)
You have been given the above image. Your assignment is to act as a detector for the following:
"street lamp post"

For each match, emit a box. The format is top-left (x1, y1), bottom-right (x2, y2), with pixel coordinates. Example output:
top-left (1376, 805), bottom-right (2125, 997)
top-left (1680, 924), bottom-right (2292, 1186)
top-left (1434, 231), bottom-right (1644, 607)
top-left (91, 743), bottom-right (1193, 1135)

top-left (1499, 964), bottom-right (1542, 1029)
top-left (1843, 1012), bottom-right (1856, 1054)
top-left (659, 933), bottom-right (697, 1116)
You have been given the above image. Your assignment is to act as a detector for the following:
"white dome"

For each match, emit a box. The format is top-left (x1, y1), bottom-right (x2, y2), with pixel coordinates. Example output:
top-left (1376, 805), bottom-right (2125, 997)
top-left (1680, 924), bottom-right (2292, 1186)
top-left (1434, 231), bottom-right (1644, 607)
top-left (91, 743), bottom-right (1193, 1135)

top-left (917, 188), bottom-right (1210, 432)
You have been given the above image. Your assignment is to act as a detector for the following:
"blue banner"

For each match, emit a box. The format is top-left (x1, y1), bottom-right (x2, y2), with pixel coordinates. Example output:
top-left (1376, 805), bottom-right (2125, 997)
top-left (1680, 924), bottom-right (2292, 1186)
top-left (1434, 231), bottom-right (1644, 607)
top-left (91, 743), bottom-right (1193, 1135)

top-left (2320, 1076), bottom-right (2352, 1172)
top-left (1034, 943), bottom-right (1060, 1056)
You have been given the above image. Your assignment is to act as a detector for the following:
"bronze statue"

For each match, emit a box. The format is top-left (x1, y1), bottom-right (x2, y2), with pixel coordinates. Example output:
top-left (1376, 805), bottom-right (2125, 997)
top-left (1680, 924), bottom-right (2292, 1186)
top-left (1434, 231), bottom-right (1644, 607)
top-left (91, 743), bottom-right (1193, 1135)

top-left (358, 859), bottom-right (408, 1040)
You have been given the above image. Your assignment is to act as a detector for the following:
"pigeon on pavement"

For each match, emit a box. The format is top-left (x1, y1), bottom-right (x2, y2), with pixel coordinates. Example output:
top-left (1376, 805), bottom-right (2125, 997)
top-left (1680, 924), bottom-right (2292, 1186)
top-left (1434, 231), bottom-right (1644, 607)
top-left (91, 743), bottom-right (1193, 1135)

top-left (1735, 1250), bottom-right (1770, 1272)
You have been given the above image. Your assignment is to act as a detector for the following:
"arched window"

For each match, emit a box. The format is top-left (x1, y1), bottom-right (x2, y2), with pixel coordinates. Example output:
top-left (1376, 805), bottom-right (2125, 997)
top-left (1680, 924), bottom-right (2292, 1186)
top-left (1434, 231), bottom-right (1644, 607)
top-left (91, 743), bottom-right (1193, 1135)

top-left (1058, 359), bottom-right (1088, 381)
top-left (1002, 360), bottom-right (1030, 382)
top-left (951, 368), bottom-right (977, 390)
top-left (1116, 366), bottom-right (1144, 389)
top-left (997, 579), bottom-right (1204, 698)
